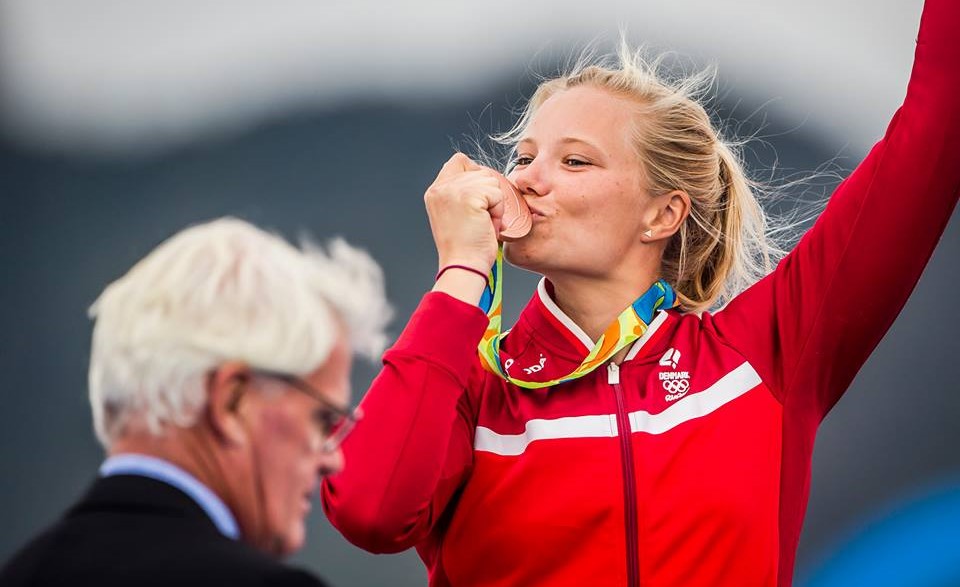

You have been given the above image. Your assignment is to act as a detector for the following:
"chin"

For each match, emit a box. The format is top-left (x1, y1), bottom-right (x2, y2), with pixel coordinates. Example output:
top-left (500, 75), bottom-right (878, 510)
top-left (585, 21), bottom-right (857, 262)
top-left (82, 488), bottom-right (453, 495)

top-left (276, 528), bottom-right (305, 558)
top-left (503, 241), bottom-right (546, 273)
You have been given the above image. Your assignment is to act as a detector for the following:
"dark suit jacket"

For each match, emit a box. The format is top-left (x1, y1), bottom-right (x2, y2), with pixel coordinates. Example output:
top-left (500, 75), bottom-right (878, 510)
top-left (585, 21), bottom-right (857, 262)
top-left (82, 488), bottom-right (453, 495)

top-left (0, 474), bottom-right (329, 586)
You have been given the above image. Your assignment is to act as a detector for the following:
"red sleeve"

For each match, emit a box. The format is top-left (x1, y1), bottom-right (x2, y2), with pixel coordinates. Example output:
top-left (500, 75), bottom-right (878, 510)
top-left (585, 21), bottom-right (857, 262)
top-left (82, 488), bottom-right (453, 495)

top-left (321, 292), bottom-right (489, 553)
top-left (712, 0), bottom-right (960, 418)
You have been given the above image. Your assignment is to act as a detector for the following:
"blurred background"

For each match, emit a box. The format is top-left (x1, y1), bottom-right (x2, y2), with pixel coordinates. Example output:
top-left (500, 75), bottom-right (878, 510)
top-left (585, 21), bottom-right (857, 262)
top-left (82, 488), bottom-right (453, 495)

top-left (1, 0), bottom-right (957, 585)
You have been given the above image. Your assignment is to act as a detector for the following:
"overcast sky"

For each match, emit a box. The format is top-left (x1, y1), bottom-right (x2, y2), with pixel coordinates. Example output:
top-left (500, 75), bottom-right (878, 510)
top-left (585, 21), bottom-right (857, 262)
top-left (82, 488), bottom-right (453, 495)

top-left (0, 0), bottom-right (923, 155)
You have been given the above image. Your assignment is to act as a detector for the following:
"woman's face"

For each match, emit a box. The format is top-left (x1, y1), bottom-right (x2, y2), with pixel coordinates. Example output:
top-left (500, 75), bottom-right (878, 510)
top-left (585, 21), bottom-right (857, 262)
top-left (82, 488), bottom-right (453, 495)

top-left (505, 85), bottom-right (657, 279)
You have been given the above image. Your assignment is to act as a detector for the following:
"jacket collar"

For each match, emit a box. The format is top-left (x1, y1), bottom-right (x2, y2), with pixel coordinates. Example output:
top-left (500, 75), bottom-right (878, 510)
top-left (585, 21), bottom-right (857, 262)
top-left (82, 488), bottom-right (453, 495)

top-left (100, 454), bottom-right (239, 540)
top-left (70, 474), bottom-right (222, 532)
top-left (499, 278), bottom-right (673, 384)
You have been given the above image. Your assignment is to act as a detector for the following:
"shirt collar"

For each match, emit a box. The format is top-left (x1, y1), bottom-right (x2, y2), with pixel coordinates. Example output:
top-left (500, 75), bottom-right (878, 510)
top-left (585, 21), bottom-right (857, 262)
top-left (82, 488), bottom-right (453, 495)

top-left (100, 453), bottom-right (240, 540)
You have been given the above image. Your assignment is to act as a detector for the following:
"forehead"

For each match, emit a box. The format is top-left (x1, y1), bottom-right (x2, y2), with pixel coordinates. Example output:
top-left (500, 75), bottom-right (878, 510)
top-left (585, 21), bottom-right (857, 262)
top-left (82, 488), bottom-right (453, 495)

top-left (522, 85), bottom-right (637, 151)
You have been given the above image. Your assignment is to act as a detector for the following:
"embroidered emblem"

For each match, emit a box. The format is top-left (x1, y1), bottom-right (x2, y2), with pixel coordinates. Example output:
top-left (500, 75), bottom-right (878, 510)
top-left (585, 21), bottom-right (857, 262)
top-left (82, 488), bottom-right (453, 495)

top-left (659, 348), bottom-right (681, 368)
top-left (658, 348), bottom-right (690, 401)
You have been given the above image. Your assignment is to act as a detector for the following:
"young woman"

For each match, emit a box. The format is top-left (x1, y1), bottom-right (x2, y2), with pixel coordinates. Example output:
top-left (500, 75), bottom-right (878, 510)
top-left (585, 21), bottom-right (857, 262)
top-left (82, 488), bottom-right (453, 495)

top-left (323, 1), bottom-right (959, 585)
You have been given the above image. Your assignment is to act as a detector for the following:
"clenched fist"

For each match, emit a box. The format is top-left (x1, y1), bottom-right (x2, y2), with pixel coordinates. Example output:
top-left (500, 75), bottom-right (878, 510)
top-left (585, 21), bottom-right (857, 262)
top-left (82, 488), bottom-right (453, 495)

top-left (424, 153), bottom-right (519, 273)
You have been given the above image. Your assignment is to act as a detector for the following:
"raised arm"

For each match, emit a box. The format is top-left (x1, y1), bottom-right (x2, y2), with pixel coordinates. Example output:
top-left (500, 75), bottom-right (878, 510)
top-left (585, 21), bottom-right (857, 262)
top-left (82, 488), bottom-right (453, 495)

top-left (322, 153), bottom-right (506, 552)
top-left (321, 293), bottom-right (488, 552)
top-left (713, 0), bottom-right (960, 417)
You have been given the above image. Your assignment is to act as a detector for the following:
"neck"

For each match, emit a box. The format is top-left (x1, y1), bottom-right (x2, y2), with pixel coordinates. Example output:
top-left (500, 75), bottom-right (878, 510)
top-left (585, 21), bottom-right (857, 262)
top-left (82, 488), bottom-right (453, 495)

top-left (547, 267), bottom-right (661, 344)
top-left (109, 426), bottom-right (252, 530)
top-left (112, 432), bottom-right (212, 489)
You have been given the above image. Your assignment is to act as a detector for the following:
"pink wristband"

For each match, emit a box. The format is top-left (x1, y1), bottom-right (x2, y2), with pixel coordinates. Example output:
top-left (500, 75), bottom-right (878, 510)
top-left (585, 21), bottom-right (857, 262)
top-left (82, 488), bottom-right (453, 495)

top-left (435, 264), bottom-right (488, 282)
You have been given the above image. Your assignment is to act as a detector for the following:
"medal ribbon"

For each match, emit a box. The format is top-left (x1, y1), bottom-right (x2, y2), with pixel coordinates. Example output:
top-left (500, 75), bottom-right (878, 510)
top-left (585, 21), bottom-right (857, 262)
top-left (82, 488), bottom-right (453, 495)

top-left (477, 245), bottom-right (678, 389)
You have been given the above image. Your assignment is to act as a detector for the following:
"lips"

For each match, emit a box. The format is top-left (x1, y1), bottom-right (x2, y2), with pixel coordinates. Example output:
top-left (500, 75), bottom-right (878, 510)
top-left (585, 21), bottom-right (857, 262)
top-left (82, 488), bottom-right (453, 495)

top-left (301, 489), bottom-right (314, 514)
top-left (518, 197), bottom-right (547, 218)
top-left (302, 484), bottom-right (318, 511)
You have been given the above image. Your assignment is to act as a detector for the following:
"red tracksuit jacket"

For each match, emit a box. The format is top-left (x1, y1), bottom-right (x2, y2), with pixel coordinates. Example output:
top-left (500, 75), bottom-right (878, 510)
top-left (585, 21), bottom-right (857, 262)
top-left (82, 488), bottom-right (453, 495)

top-left (323, 1), bottom-right (959, 584)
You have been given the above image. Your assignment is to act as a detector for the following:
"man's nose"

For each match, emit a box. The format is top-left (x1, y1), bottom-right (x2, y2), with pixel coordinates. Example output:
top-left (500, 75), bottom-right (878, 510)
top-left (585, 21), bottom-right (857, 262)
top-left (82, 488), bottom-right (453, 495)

top-left (317, 447), bottom-right (345, 477)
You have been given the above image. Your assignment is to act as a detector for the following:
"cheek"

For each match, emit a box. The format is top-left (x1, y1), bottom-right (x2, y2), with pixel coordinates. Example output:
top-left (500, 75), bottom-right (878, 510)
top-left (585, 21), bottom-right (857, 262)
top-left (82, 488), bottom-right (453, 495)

top-left (559, 178), bottom-right (630, 227)
top-left (256, 412), bottom-right (314, 521)
top-left (557, 180), bottom-right (594, 216)
top-left (591, 181), bottom-right (645, 227)
top-left (258, 409), bottom-right (302, 447)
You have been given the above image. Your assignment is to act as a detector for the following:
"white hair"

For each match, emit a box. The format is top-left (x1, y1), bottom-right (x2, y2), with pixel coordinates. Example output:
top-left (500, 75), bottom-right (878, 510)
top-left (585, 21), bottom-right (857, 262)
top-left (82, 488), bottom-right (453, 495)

top-left (88, 217), bottom-right (392, 447)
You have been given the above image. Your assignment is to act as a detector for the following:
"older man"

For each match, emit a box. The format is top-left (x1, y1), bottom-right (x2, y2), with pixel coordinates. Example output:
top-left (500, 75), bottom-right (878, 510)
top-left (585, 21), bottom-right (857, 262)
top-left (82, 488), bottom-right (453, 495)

top-left (0, 217), bottom-right (391, 586)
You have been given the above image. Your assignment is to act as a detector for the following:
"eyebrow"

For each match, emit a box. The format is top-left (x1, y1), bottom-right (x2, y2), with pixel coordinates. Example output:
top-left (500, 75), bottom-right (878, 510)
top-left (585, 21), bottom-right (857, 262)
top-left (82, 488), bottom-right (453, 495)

top-left (517, 136), bottom-right (602, 151)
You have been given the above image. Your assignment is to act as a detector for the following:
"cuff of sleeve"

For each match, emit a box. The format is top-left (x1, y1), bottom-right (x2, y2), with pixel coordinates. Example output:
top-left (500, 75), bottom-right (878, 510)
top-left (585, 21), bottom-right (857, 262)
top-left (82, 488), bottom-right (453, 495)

top-left (387, 291), bottom-right (490, 377)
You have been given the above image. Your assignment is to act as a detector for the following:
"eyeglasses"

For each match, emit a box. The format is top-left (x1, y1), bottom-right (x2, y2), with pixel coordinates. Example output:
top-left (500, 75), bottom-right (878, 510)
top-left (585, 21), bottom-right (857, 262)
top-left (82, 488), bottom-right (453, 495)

top-left (249, 369), bottom-right (362, 453)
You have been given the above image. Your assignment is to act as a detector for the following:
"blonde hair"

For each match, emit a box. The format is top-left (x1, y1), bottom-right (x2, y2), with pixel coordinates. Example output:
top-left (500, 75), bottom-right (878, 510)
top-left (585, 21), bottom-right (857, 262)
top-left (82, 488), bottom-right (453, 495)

top-left (496, 41), bottom-right (785, 313)
top-left (88, 217), bottom-right (392, 447)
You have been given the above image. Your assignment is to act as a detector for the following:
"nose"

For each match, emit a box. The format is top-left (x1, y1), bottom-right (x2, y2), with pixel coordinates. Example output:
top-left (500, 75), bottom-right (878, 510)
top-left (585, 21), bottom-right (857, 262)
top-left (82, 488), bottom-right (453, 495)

top-left (317, 447), bottom-right (345, 477)
top-left (510, 159), bottom-right (547, 197)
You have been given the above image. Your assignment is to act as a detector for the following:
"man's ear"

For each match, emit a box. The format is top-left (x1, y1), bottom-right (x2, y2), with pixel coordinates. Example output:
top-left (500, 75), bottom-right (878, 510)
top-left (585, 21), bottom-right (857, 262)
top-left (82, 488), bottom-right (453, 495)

top-left (206, 362), bottom-right (252, 447)
top-left (642, 189), bottom-right (691, 242)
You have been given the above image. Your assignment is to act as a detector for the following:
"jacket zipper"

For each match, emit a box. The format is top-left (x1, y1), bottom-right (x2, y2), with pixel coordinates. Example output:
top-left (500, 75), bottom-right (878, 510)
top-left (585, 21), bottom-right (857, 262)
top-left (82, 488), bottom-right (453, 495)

top-left (609, 362), bottom-right (640, 587)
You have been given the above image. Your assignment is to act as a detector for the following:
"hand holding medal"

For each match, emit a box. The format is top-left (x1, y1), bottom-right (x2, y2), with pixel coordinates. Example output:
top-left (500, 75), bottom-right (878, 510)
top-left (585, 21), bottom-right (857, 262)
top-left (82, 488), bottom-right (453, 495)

top-left (425, 153), bottom-right (531, 281)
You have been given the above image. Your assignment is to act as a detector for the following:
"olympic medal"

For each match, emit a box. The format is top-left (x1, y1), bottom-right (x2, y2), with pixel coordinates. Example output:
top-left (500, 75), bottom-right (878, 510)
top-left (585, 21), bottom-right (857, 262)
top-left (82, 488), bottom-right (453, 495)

top-left (497, 175), bottom-right (532, 241)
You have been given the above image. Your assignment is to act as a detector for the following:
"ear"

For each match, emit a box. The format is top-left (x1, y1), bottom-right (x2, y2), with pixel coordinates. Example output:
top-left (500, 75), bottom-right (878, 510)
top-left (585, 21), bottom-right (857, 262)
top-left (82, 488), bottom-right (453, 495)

top-left (206, 361), bottom-right (253, 448)
top-left (642, 190), bottom-right (691, 242)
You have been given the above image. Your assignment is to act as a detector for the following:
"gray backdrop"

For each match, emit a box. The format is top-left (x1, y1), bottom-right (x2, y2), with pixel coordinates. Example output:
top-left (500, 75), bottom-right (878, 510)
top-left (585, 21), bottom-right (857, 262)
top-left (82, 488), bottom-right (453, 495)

top-left (1, 1), bottom-right (958, 584)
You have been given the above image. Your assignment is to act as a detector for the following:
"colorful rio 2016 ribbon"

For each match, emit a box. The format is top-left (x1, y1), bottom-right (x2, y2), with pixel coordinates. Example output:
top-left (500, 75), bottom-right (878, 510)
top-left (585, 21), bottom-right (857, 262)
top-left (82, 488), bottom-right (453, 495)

top-left (477, 245), bottom-right (678, 389)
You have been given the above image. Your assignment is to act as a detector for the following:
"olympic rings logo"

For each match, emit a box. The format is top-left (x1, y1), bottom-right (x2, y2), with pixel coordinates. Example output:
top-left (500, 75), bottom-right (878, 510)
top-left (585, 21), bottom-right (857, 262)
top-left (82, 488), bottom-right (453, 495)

top-left (662, 379), bottom-right (690, 394)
